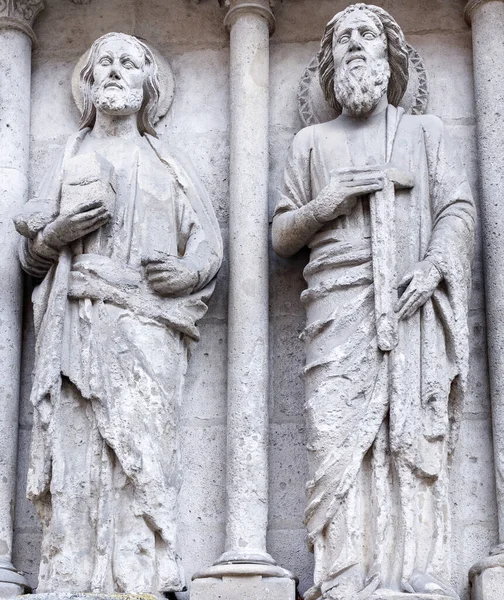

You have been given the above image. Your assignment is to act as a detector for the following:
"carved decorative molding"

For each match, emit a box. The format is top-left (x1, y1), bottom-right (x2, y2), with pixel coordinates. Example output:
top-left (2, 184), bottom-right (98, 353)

top-left (222, 0), bottom-right (275, 33)
top-left (0, 0), bottom-right (45, 42)
top-left (465, 0), bottom-right (504, 24)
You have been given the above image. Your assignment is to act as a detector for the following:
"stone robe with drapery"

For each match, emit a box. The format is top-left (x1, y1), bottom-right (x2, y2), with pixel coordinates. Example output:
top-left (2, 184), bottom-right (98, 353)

top-left (16, 129), bottom-right (222, 595)
top-left (275, 106), bottom-right (475, 600)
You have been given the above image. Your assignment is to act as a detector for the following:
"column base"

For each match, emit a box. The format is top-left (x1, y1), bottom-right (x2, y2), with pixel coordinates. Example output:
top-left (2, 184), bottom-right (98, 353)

top-left (191, 561), bottom-right (297, 600)
top-left (0, 583), bottom-right (24, 599)
top-left (191, 574), bottom-right (296, 600)
top-left (470, 550), bottom-right (504, 600)
top-left (0, 559), bottom-right (29, 598)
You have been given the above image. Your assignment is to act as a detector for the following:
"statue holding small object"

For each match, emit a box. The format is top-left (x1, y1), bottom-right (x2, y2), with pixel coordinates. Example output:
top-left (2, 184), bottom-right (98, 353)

top-left (15, 32), bottom-right (222, 597)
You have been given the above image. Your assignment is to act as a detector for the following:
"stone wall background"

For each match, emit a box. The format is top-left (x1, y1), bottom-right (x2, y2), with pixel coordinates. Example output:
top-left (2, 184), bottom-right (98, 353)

top-left (12, 0), bottom-right (497, 598)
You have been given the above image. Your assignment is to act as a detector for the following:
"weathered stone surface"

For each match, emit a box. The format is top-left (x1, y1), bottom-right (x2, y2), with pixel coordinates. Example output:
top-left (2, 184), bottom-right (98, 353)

top-left (273, 0), bottom-right (469, 44)
top-left (15, 32), bottom-right (222, 596)
top-left (467, 0), bottom-right (504, 549)
top-left (191, 575), bottom-right (296, 600)
top-left (0, 4), bottom-right (44, 594)
top-left (272, 5), bottom-right (476, 599)
top-left (267, 528), bottom-right (314, 598)
top-left (33, 0), bottom-right (137, 58)
top-left (409, 32), bottom-right (474, 122)
top-left (471, 566), bottom-right (504, 600)
top-left (0, 0), bottom-right (45, 38)
top-left (0, 584), bottom-right (24, 600)
top-left (464, 1), bottom-right (504, 595)
top-left (5, 2), bottom-right (496, 600)
top-left (268, 422), bottom-right (307, 527)
top-left (216, 0), bottom-right (273, 566)
top-left (182, 322), bottom-right (227, 423)
top-left (24, 594), bottom-right (157, 600)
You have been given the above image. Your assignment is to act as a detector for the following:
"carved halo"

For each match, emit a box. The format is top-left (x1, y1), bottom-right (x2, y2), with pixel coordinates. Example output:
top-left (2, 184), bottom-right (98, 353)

top-left (298, 42), bottom-right (429, 127)
top-left (71, 38), bottom-right (175, 125)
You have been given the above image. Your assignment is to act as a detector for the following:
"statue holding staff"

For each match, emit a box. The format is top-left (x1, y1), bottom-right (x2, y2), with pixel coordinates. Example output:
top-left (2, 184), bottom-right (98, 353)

top-left (273, 5), bottom-right (475, 599)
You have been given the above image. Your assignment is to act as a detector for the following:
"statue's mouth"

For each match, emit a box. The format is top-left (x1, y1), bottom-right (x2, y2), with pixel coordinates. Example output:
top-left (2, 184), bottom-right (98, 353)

top-left (347, 53), bottom-right (367, 64)
top-left (104, 82), bottom-right (124, 90)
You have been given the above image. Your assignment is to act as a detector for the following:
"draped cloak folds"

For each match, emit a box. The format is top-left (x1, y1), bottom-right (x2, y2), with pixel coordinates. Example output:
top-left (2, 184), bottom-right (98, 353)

top-left (16, 129), bottom-right (222, 594)
top-left (274, 106), bottom-right (475, 599)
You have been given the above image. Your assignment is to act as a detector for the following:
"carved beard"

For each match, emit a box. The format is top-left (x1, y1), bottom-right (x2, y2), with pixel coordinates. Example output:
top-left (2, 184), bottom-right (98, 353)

top-left (333, 56), bottom-right (390, 117)
top-left (91, 82), bottom-right (144, 115)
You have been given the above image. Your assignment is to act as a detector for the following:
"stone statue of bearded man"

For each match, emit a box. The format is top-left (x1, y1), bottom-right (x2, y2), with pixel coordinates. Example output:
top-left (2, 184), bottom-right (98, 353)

top-left (273, 5), bottom-right (475, 600)
top-left (15, 32), bottom-right (222, 597)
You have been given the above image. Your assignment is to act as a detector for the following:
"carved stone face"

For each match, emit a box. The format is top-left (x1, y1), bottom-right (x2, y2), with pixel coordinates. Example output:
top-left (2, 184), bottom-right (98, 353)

top-left (332, 10), bottom-right (387, 76)
top-left (91, 37), bottom-right (146, 116)
top-left (331, 10), bottom-right (390, 116)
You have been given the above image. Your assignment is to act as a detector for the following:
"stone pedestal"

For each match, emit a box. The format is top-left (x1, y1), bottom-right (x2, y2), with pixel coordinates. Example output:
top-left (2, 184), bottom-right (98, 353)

top-left (471, 567), bottom-right (504, 600)
top-left (192, 563), bottom-right (295, 600)
top-left (191, 575), bottom-right (296, 600)
top-left (470, 551), bottom-right (504, 600)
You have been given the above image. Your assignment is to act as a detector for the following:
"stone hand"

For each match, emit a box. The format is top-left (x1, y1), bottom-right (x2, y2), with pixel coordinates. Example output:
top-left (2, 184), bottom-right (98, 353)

top-left (145, 257), bottom-right (199, 297)
top-left (43, 200), bottom-right (110, 250)
top-left (312, 167), bottom-right (385, 223)
top-left (395, 260), bottom-right (443, 320)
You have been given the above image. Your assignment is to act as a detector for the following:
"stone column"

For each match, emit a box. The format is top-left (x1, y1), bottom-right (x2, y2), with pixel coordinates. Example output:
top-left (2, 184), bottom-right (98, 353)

top-left (0, 1), bottom-right (44, 597)
top-left (465, 1), bottom-right (504, 599)
top-left (191, 1), bottom-right (296, 598)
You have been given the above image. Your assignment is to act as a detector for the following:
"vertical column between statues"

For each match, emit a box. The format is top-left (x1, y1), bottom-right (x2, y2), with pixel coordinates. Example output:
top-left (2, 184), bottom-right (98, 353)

top-left (465, 1), bottom-right (504, 599)
top-left (221, 0), bottom-right (274, 564)
top-left (0, 1), bottom-right (44, 596)
top-left (191, 1), bottom-right (295, 597)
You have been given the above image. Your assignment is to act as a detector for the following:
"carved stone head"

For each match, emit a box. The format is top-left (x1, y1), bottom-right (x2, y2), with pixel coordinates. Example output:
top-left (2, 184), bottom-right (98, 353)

top-left (318, 3), bottom-right (409, 117)
top-left (79, 32), bottom-right (160, 136)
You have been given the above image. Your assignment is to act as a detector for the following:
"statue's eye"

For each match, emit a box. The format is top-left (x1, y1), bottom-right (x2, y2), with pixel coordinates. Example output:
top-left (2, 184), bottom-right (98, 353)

top-left (122, 59), bottom-right (136, 69)
top-left (99, 57), bottom-right (111, 66)
top-left (338, 34), bottom-right (350, 44)
top-left (363, 31), bottom-right (376, 40)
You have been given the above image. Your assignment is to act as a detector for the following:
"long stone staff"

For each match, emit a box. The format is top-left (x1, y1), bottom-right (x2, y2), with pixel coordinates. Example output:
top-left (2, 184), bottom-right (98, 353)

top-left (369, 168), bottom-right (414, 351)
top-left (365, 105), bottom-right (413, 351)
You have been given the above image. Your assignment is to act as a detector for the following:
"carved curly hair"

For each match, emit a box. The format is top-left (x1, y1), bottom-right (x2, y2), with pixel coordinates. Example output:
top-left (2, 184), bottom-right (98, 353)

top-left (79, 32), bottom-right (160, 136)
top-left (318, 4), bottom-right (409, 115)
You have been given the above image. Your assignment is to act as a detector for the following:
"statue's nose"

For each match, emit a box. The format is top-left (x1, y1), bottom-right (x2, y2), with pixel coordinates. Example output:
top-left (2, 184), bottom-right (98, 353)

top-left (348, 32), bottom-right (363, 51)
top-left (109, 68), bottom-right (121, 80)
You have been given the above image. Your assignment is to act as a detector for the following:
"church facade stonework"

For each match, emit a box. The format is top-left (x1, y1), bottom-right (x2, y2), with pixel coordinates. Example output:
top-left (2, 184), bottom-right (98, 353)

top-left (0, 2), bottom-right (503, 600)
